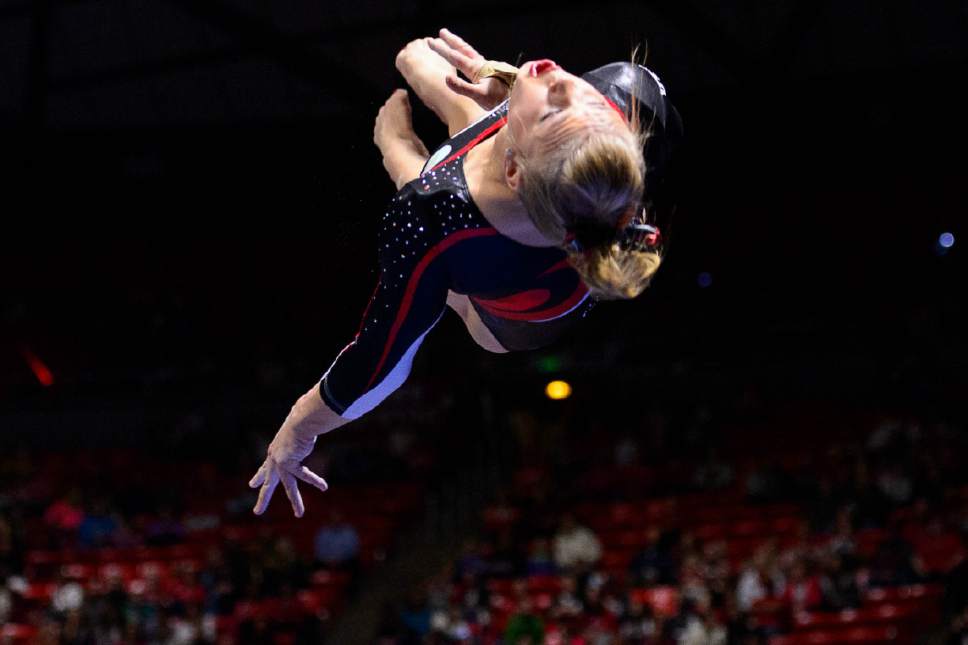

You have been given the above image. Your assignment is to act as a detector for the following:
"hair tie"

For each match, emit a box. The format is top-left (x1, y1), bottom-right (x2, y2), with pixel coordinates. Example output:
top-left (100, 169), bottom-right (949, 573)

top-left (565, 208), bottom-right (662, 254)
top-left (619, 221), bottom-right (662, 252)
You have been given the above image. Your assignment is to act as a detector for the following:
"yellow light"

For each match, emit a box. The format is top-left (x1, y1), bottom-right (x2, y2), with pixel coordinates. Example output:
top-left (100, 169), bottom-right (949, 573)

top-left (545, 380), bottom-right (572, 400)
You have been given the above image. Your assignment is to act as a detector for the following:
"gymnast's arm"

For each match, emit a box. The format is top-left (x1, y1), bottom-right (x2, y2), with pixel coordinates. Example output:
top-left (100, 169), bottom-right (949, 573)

top-left (249, 192), bottom-right (450, 516)
top-left (375, 89), bottom-right (430, 189)
top-left (395, 36), bottom-right (487, 136)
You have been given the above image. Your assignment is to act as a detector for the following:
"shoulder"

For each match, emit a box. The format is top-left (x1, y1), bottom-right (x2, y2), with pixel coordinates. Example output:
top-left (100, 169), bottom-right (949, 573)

top-left (422, 100), bottom-right (509, 175)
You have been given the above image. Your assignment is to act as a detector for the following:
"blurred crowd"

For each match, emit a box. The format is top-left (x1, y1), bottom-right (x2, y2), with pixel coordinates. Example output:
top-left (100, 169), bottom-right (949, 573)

top-left (0, 386), bottom-right (444, 644)
top-left (375, 409), bottom-right (968, 644)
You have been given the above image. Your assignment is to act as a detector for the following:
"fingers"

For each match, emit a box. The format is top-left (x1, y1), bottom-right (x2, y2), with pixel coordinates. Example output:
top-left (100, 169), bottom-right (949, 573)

top-left (248, 463), bottom-right (268, 488)
top-left (439, 28), bottom-right (481, 61)
top-left (253, 468), bottom-right (280, 515)
top-left (280, 472), bottom-right (305, 518)
top-left (294, 466), bottom-right (329, 493)
top-left (427, 38), bottom-right (476, 78)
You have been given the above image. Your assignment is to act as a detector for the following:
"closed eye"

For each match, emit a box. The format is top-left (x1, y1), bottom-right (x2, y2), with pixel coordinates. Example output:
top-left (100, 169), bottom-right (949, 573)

top-left (540, 109), bottom-right (562, 122)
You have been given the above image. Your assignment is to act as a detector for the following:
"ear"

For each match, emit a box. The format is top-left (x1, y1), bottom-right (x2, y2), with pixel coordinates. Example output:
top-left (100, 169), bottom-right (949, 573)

top-left (503, 148), bottom-right (522, 192)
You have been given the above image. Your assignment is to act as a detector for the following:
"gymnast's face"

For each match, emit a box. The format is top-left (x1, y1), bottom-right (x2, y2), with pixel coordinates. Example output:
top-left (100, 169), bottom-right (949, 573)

top-left (506, 59), bottom-right (627, 159)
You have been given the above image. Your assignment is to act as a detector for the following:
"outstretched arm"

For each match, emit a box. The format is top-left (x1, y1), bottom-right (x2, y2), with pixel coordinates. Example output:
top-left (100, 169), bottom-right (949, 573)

top-left (249, 191), bottom-right (451, 517)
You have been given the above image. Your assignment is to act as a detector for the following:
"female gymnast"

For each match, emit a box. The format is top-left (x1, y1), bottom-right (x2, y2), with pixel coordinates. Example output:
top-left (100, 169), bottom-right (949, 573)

top-left (248, 29), bottom-right (682, 517)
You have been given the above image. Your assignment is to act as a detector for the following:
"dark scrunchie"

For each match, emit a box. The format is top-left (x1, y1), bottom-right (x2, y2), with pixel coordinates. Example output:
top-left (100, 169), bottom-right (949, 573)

top-left (564, 216), bottom-right (662, 254)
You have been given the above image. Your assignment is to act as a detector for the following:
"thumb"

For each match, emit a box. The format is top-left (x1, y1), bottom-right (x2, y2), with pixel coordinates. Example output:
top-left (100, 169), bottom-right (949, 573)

top-left (446, 75), bottom-right (485, 100)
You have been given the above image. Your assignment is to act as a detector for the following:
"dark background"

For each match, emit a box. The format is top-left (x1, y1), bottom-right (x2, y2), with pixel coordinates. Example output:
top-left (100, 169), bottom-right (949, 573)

top-left (2, 0), bottom-right (966, 432)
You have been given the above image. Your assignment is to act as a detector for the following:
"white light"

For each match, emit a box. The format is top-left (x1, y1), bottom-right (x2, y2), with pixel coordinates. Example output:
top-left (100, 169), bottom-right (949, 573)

top-left (939, 232), bottom-right (955, 249)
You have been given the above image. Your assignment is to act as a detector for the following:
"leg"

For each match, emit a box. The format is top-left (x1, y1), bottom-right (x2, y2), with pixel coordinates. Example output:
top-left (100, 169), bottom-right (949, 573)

top-left (446, 290), bottom-right (509, 353)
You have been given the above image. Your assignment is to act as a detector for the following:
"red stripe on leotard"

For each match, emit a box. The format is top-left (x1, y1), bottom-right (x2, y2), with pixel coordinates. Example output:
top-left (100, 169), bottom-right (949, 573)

top-left (365, 227), bottom-right (500, 390)
top-left (431, 117), bottom-right (508, 172)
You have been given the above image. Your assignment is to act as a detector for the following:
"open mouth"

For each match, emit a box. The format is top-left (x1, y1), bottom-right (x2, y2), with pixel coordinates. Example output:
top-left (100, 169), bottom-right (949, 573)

top-left (529, 59), bottom-right (559, 77)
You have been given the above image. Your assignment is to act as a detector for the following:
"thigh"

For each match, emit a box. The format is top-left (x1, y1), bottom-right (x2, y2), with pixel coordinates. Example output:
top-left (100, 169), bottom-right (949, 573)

top-left (447, 290), bottom-right (509, 353)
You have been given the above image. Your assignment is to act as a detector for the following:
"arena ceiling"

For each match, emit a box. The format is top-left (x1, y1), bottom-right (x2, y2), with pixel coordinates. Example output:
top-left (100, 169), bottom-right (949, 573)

top-left (1, 0), bottom-right (965, 130)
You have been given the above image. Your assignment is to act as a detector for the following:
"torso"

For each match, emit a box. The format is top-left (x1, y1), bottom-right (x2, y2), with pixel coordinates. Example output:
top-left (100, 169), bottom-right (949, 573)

top-left (403, 100), bottom-right (596, 351)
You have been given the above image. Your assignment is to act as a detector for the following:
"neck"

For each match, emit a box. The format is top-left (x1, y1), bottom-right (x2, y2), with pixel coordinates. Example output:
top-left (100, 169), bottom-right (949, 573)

top-left (464, 127), bottom-right (559, 248)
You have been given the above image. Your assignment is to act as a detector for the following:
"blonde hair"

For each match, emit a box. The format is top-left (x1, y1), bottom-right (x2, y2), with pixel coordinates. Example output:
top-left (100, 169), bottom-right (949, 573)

top-left (509, 54), bottom-right (664, 301)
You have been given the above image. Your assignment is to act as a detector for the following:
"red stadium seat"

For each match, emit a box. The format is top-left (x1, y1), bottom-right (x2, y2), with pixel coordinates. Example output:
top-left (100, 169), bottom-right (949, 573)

top-left (730, 520), bottom-right (771, 538)
top-left (25, 549), bottom-right (73, 578)
top-left (915, 534), bottom-right (965, 573)
top-left (489, 593), bottom-right (514, 615)
top-left (694, 524), bottom-right (727, 541)
top-left (793, 604), bottom-right (919, 631)
top-left (608, 502), bottom-right (647, 527)
top-left (298, 586), bottom-right (342, 614)
top-left (855, 529), bottom-right (887, 558)
top-left (0, 623), bottom-right (38, 644)
top-left (311, 569), bottom-right (352, 589)
top-left (602, 549), bottom-right (634, 571)
top-left (135, 561), bottom-right (169, 579)
top-left (98, 562), bottom-right (137, 582)
top-left (613, 528), bottom-right (646, 548)
top-left (643, 498), bottom-right (677, 520)
top-left (630, 586), bottom-right (679, 618)
top-left (21, 582), bottom-right (57, 603)
top-left (772, 516), bottom-right (802, 534)
top-left (482, 505), bottom-right (521, 530)
top-left (864, 584), bottom-right (943, 605)
top-left (771, 626), bottom-right (899, 644)
top-left (530, 591), bottom-right (554, 611)
top-left (526, 574), bottom-right (562, 594)
top-left (61, 562), bottom-right (95, 581)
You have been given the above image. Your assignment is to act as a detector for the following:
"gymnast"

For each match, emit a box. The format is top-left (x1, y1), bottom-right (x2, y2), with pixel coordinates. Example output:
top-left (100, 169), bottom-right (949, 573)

top-left (248, 29), bottom-right (683, 517)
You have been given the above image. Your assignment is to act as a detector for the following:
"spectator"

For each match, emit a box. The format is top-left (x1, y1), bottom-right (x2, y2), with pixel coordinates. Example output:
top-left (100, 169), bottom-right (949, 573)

top-left (525, 537), bottom-right (558, 576)
top-left (553, 513), bottom-right (602, 574)
top-left (504, 595), bottom-right (545, 645)
top-left (76, 497), bottom-right (120, 549)
top-left (145, 505), bottom-right (186, 546)
top-left (51, 570), bottom-right (85, 614)
top-left (579, 582), bottom-right (620, 642)
top-left (454, 536), bottom-right (489, 581)
top-left (400, 587), bottom-right (432, 642)
top-left (825, 506), bottom-right (857, 558)
top-left (263, 536), bottom-right (309, 596)
top-left (488, 527), bottom-right (525, 578)
top-left (313, 509), bottom-right (360, 571)
top-left (550, 574), bottom-right (585, 623)
top-left (614, 433), bottom-right (640, 467)
top-left (430, 605), bottom-right (473, 642)
top-left (44, 488), bottom-right (85, 547)
top-left (618, 594), bottom-right (657, 643)
top-left (736, 543), bottom-right (784, 612)
top-left (779, 558), bottom-right (823, 613)
top-left (819, 551), bottom-right (861, 610)
top-left (679, 608), bottom-right (727, 645)
top-left (868, 529), bottom-right (924, 587)
top-left (629, 527), bottom-right (677, 586)
top-left (693, 447), bottom-right (734, 491)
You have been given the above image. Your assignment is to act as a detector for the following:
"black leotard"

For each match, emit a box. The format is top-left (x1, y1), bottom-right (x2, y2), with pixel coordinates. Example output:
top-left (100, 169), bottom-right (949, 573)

top-left (318, 99), bottom-right (595, 419)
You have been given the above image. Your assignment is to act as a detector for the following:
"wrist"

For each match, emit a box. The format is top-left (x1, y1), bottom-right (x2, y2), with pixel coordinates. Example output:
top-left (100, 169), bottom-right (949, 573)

top-left (288, 382), bottom-right (350, 439)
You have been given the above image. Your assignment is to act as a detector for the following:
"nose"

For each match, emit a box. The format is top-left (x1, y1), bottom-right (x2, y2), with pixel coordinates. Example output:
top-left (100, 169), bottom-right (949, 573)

top-left (548, 76), bottom-right (576, 106)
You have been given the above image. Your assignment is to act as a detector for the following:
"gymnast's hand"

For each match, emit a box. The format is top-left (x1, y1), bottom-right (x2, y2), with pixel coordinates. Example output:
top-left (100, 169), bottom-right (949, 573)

top-left (374, 89), bottom-right (429, 157)
top-left (427, 28), bottom-right (511, 111)
top-left (249, 395), bottom-right (330, 518)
